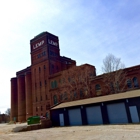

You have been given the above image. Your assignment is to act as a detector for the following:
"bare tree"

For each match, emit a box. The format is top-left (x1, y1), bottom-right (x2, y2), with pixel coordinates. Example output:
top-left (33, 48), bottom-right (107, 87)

top-left (102, 54), bottom-right (126, 94)
top-left (5, 108), bottom-right (11, 116)
top-left (102, 54), bottom-right (125, 73)
top-left (59, 64), bottom-right (95, 102)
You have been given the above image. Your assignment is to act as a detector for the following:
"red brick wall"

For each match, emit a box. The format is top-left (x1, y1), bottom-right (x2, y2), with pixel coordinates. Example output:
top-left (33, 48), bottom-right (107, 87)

top-left (11, 77), bottom-right (18, 121)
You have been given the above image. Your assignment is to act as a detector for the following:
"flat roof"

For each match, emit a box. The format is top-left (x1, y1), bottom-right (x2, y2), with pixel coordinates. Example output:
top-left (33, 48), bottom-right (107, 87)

top-left (51, 89), bottom-right (140, 110)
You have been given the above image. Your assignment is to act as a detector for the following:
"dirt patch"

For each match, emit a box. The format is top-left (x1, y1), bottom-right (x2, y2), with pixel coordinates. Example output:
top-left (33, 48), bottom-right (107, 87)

top-left (0, 124), bottom-right (140, 140)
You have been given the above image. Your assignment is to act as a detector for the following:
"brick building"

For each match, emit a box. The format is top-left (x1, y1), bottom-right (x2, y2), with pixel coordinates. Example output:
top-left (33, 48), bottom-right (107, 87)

top-left (11, 32), bottom-right (140, 124)
top-left (0, 114), bottom-right (10, 123)
top-left (11, 32), bottom-right (76, 122)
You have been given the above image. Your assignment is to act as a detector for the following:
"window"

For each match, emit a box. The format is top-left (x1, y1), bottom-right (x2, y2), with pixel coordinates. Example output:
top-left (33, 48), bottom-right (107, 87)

top-left (133, 77), bottom-right (139, 87)
top-left (39, 67), bottom-right (41, 72)
top-left (68, 77), bottom-right (71, 82)
top-left (84, 88), bottom-right (88, 96)
top-left (56, 66), bottom-right (59, 72)
top-left (40, 81), bottom-right (42, 87)
top-left (116, 81), bottom-right (119, 91)
top-left (41, 106), bottom-right (43, 111)
top-left (60, 94), bottom-right (63, 101)
top-left (80, 89), bottom-right (84, 98)
top-left (46, 94), bottom-right (47, 100)
top-left (46, 112), bottom-right (49, 119)
top-left (95, 84), bottom-right (101, 90)
top-left (53, 95), bottom-right (58, 105)
top-left (37, 52), bottom-right (46, 59)
top-left (46, 104), bottom-right (50, 110)
top-left (51, 80), bottom-right (57, 89)
top-left (45, 80), bottom-right (47, 86)
top-left (34, 69), bottom-right (36, 74)
top-left (36, 97), bottom-right (37, 102)
top-left (127, 79), bottom-right (132, 88)
top-left (73, 91), bottom-right (77, 98)
top-left (40, 96), bottom-right (42, 101)
top-left (110, 82), bottom-right (114, 92)
top-left (44, 65), bottom-right (46, 70)
top-left (36, 107), bottom-right (38, 112)
top-left (51, 81), bottom-right (54, 89)
top-left (64, 92), bottom-right (68, 100)
top-left (54, 80), bottom-right (57, 88)
top-left (35, 83), bottom-right (37, 88)
top-left (95, 84), bottom-right (102, 96)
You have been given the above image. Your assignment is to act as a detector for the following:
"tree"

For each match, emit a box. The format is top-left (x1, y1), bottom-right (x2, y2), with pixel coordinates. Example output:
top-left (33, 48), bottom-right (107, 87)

top-left (59, 64), bottom-right (96, 102)
top-left (102, 54), bottom-right (126, 94)
top-left (5, 108), bottom-right (11, 116)
top-left (102, 54), bottom-right (125, 73)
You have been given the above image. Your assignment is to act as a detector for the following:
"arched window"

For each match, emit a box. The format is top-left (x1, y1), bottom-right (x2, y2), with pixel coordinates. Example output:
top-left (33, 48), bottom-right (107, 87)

top-left (133, 77), bottom-right (139, 87)
top-left (95, 84), bottom-right (101, 90)
top-left (53, 95), bottom-right (58, 105)
top-left (127, 79), bottom-right (132, 88)
top-left (95, 84), bottom-right (101, 96)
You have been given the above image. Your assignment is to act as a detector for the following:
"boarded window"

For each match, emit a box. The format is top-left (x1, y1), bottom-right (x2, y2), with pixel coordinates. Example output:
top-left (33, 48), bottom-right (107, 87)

top-left (95, 84), bottom-right (102, 96)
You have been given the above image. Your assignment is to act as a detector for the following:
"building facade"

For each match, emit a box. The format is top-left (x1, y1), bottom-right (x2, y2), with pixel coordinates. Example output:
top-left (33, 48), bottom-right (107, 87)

top-left (11, 32), bottom-right (140, 124)
top-left (10, 32), bottom-right (76, 122)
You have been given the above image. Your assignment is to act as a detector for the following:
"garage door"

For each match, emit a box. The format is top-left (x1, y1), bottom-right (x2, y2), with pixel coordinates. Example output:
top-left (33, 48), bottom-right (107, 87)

top-left (86, 106), bottom-right (103, 125)
top-left (129, 106), bottom-right (140, 123)
top-left (107, 103), bottom-right (128, 124)
top-left (68, 108), bottom-right (82, 126)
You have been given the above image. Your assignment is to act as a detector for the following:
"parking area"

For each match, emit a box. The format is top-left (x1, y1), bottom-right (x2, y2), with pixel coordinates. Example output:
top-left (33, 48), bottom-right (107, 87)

top-left (0, 123), bottom-right (140, 140)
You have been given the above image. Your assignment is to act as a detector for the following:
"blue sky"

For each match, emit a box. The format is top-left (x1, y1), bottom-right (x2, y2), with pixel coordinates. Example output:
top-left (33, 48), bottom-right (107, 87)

top-left (0, 0), bottom-right (140, 113)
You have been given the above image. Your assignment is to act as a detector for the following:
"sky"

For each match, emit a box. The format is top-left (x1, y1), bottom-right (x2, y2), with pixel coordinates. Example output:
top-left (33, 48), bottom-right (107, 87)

top-left (0, 0), bottom-right (140, 113)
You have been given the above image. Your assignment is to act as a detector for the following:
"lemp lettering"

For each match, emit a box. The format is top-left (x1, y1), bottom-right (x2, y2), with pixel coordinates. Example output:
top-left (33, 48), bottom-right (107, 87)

top-left (48, 39), bottom-right (58, 46)
top-left (33, 40), bottom-right (44, 49)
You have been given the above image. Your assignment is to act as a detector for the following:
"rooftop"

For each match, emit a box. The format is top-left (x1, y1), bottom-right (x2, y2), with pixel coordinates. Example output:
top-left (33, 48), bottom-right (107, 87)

top-left (51, 89), bottom-right (140, 110)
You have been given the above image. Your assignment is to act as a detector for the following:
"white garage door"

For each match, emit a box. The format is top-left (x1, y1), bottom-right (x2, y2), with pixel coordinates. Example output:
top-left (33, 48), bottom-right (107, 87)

top-left (68, 108), bottom-right (82, 126)
top-left (86, 106), bottom-right (103, 125)
top-left (107, 103), bottom-right (128, 124)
